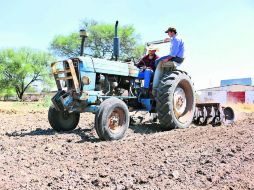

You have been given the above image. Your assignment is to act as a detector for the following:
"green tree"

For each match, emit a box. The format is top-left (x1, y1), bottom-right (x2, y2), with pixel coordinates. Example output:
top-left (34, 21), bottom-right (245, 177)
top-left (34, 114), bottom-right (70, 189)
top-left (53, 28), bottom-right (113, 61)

top-left (0, 48), bottom-right (54, 100)
top-left (0, 86), bottom-right (16, 101)
top-left (50, 19), bottom-right (144, 62)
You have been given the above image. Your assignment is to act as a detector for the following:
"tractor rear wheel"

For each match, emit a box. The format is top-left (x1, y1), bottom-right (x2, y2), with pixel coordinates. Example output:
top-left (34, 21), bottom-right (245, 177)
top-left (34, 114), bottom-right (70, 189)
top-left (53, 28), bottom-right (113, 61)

top-left (156, 70), bottom-right (195, 130)
top-left (48, 106), bottom-right (80, 132)
top-left (95, 97), bottom-right (130, 141)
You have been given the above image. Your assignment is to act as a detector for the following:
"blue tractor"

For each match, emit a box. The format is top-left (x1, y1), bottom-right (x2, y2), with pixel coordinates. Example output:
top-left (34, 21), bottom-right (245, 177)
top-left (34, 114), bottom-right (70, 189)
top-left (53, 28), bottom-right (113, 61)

top-left (48, 21), bottom-right (235, 140)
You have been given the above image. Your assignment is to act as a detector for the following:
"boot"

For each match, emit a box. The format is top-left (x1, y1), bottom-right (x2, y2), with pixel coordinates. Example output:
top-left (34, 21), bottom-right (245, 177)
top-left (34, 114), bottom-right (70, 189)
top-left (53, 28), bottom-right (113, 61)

top-left (140, 88), bottom-right (149, 98)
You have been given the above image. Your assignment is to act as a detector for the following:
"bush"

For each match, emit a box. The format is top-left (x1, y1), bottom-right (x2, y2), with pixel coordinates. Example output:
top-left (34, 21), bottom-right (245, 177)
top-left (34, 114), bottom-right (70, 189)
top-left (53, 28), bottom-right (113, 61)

top-left (41, 95), bottom-right (52, 108)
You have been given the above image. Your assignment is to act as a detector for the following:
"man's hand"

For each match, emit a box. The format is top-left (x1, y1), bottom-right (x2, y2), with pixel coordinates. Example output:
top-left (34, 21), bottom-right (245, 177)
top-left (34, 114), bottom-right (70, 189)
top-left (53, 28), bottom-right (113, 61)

top-left (164, 38), bottom-right (170, 42)
top-left (162, 58), bottom-right (169, 63)
top-left (161, 56), bottom-right (173, 63)
top-left (142, 65), bottom-right (147, 70)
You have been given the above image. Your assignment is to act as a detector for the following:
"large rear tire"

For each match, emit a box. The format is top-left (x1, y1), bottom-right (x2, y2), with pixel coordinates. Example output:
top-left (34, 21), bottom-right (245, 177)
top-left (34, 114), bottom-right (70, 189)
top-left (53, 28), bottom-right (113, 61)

top-left (156, 70), bottom-right (195, 130)
top-left (48, 106), bottom-right (80, 132)
top-left (95, 97), bottom-right (130, 141)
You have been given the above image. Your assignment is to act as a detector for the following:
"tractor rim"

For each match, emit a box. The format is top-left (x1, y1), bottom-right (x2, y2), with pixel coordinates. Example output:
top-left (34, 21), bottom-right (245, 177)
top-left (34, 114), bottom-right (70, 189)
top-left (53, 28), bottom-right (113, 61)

top-left (173, 79), bottom-right (194, 124)
top-left (173, 87), bottom-right (187, 117)
top-left (108, 107), bottom-right (125, 134)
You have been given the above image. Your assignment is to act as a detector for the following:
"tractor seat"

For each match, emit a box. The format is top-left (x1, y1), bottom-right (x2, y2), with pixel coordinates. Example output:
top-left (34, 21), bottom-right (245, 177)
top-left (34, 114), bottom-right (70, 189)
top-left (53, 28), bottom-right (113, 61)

top-left (162, 61), bottom-right (181, 68)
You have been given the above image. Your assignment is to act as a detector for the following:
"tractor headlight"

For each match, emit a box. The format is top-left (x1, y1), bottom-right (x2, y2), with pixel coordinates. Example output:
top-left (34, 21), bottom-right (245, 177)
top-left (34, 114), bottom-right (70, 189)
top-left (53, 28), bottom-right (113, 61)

top-left (82, 76), bottom-right (90, 85)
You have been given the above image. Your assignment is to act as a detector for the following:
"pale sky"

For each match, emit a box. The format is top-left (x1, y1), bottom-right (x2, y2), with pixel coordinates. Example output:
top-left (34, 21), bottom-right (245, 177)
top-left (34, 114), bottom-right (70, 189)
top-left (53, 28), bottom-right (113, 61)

top-left (0, 0), bottom-right (254, 89)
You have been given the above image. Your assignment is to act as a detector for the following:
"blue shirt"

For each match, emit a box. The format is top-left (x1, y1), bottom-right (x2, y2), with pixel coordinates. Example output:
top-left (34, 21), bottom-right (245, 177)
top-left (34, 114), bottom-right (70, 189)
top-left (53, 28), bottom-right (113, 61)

top-left (169, 34), bottom-right (184, 58)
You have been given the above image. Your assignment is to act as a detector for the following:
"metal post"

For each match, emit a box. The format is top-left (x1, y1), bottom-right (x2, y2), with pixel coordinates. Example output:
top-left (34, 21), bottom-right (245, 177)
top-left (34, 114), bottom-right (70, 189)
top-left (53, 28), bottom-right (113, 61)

top-left (80, 37), bottom-right (85, 56)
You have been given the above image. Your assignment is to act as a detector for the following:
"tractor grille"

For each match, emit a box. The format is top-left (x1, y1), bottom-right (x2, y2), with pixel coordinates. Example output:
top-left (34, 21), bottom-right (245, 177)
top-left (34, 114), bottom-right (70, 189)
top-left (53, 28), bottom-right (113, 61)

top-left (51, 58), bottom-right (81, 93)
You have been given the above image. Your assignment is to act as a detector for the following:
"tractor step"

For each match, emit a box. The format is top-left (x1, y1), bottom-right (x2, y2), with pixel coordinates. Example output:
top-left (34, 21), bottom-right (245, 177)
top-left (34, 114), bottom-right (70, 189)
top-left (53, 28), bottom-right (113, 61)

top-left (53, 69), bottom-right (71, 74)
top-left (56, 76), bottom-right (73, 80)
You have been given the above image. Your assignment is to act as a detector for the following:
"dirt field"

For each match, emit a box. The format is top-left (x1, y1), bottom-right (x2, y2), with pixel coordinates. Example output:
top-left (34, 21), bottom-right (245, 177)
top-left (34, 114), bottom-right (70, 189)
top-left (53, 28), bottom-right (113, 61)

top-left (0, 102), bottom-right (254, 190)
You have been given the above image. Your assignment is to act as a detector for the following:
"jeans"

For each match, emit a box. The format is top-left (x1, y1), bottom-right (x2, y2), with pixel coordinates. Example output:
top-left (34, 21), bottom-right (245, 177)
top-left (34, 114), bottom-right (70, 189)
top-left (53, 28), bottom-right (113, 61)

top-left (155, 56), bottom-right (184, 67)
top-left (138, 69), bottom-right (154, 89)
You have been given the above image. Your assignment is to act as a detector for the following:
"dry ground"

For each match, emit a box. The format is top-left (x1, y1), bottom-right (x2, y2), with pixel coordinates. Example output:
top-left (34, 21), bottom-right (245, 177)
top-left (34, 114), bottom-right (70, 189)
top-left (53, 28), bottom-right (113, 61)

top-left (0, 102), bottom-right (254, 190)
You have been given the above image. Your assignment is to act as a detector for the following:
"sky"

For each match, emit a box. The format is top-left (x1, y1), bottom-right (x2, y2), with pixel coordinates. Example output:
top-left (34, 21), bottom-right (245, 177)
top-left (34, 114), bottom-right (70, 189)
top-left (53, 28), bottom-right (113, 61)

top-left (0, 0), bottom-right (254, 90)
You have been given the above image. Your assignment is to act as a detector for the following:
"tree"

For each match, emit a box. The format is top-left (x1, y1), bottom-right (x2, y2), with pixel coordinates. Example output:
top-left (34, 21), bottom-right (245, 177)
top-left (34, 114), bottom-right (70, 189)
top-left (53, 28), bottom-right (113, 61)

top-left (50, 19), bottom-right (144, 62)
top-left (0, 86), bottom-right (16, 101)
top-left (0, 48), bottom-right (54, 100)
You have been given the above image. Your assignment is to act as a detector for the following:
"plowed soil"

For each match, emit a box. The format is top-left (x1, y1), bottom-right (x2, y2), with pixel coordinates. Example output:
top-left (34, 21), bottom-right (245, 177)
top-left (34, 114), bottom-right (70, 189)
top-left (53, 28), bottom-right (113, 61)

top-left (0, 106), bottom-right (253, 190)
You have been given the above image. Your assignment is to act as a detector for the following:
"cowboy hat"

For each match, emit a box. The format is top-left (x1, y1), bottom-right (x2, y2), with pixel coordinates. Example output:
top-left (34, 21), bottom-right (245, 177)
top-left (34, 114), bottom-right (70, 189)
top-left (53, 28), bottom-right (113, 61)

top-left (146, 45), bottom-right (158, 51)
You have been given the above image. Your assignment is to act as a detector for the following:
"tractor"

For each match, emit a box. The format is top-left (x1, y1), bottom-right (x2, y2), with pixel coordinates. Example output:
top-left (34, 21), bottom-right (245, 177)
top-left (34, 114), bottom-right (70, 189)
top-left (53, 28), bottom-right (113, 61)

top-left (48, 21), bottom-right (235, 140)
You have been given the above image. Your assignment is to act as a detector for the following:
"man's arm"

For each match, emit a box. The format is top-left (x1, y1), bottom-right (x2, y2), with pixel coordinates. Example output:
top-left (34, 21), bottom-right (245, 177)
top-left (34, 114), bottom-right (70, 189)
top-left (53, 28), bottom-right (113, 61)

top-left (164, 38), bottom-right (171, 42)
top-left (162, 39), bottom-right (180, 62)
top-left (136, 56), bottom-right (146, 68)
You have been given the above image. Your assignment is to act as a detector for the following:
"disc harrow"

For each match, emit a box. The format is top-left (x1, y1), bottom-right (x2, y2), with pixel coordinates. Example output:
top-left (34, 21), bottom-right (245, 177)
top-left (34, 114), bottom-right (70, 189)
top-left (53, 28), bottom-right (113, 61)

top-left (193, 103), bottom-right (235, 126)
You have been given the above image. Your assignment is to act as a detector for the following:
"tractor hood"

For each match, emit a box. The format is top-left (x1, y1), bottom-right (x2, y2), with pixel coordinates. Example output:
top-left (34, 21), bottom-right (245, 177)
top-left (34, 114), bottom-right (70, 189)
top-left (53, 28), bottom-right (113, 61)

top-left (78, 56), bottom-right (136, 76)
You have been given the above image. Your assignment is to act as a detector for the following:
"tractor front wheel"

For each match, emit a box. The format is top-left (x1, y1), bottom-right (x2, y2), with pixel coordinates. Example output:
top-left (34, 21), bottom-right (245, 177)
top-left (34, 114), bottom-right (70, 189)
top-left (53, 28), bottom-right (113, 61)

top-left (48, 106), bottom-right (80, 132)
top-left (95, 97), bottom-right (130, 141)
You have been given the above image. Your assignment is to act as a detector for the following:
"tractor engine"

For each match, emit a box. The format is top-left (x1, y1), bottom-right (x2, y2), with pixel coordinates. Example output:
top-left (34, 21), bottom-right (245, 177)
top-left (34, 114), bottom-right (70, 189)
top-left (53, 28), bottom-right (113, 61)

top-left (95, 74), bottom-right (130, 96)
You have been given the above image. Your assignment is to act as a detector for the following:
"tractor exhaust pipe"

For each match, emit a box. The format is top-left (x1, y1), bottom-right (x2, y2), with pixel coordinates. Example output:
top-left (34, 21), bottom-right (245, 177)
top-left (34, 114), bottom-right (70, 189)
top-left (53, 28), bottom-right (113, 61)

top-left (79, 29), bottom-right (88, 56)
top-left (113, 21), bottom-right (120, 61)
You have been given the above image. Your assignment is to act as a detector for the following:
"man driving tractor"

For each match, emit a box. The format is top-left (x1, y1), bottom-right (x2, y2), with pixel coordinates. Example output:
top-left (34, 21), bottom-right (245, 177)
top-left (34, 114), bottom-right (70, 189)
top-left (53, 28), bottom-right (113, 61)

top-left (136, 45), bottom-right (159, 97)
top-left (137, 27), bottom-right (185, 97)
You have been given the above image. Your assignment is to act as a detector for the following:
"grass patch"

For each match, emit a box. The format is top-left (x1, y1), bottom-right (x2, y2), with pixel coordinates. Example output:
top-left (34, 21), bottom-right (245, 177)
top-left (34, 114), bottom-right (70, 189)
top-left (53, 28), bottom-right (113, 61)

top-left (0, 96), bottom-right (52, 113)
top-left (34, 95), bottom-right (52, 109)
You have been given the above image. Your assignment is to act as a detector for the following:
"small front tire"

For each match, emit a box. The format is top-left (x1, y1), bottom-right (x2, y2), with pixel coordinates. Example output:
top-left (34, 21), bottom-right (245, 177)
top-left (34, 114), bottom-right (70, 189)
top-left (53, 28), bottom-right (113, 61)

top-left (48, 106), bottom-right (80, 132)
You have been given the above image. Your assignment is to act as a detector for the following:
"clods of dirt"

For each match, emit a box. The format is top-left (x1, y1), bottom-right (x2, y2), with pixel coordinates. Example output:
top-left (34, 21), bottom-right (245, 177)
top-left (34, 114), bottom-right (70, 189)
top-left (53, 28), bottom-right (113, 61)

top-left (0, 111), bottom-right (253, 189)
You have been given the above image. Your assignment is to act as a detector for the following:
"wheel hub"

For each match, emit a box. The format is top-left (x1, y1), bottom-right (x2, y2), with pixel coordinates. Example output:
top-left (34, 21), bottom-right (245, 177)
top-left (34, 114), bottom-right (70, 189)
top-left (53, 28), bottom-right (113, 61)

top-left (173, 87), bottom-right (187, 117)
top-left (63, 111), bottom-right (70, 120)
top-left (110, 115), bottom-right (119, 126)
top-left (108, 110), bottom-right (123, 133)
